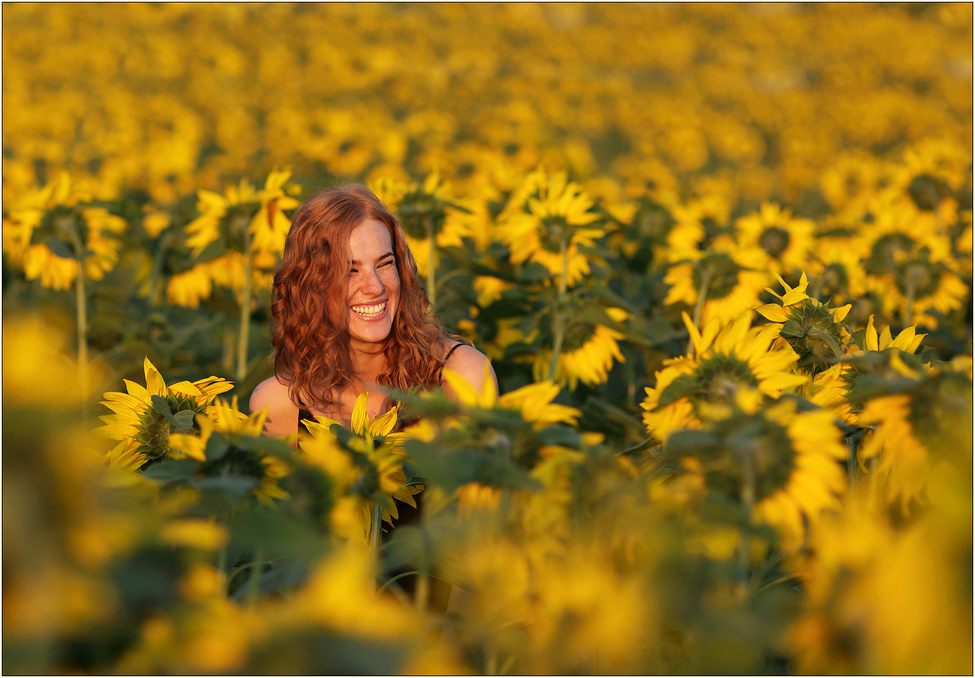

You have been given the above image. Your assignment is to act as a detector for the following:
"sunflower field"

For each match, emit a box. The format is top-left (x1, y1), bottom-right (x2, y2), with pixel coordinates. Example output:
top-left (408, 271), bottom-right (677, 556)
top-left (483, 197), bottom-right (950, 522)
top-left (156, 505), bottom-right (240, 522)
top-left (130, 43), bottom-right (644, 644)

top-left (3, 4), bottom-right (973, 675)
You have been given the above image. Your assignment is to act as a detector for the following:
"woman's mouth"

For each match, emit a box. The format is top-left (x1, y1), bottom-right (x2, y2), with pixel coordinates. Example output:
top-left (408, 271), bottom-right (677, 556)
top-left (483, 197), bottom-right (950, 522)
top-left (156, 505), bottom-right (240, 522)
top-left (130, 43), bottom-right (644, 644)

top-left (351, 301), bottom-right (387, 318)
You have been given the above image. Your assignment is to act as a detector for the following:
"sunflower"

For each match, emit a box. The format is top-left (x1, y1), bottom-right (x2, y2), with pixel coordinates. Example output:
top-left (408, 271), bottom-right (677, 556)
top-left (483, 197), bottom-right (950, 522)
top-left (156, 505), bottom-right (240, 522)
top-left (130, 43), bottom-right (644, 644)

top-left (855, 196), bottom-right (965, 328)
top-left (851, 356), bottom-right (970, 516)
top-left (533, 321), bottom-right (627, 391)
top-left (95, 356), bottom-right (235, 468)
top-left (494, 170), bottom-right (605, 287)
top-left (805, 236), bottom-right (870, 305)
top-left (663, 239), bottom-right (770, 326)
top-left (167, 397), bottom-right (290, 506)
top-left (664, 195), bottom-right (732, 263)
top-left (299, 393), bottom-right (419, 540)
top-left (665, 394), bottom-right (849, 553)
top-left (755, 272), bottom-right (854, 375)
top-left (733, 201), bottom-right (816, 276)
top-left (4, 172), bottom-right (126, 291)
top-left (641, 312), bottom-right (807, 443)
top-left (167, 169), bottom-right (299, 308)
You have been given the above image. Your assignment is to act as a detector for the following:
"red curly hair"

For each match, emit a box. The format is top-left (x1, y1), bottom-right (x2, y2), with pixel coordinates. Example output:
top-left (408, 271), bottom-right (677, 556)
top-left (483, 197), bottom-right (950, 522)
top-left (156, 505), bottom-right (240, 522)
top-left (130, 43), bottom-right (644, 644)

top-left (270, 184), bottom-right (452, 411)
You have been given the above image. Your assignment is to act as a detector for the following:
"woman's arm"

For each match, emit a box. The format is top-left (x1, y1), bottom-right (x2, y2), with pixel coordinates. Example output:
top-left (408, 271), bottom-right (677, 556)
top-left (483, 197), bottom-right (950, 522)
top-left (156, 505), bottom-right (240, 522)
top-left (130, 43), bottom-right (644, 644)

top-left (440, 343), bottom-right (499, 400)
top-left (249, 376), bottom-right (300, 438)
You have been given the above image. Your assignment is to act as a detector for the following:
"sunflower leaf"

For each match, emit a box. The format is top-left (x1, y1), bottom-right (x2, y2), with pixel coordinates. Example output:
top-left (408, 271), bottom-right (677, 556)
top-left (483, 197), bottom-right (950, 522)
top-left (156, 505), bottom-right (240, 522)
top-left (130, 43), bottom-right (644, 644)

top-left (151, 394), bottom-right (174, 416)
top-left (171, 409), bottom-right (197, 429)
top-left (204, 432), bottom-right (230, 461)
top-left (142, 459), bottom-right (200, 483)
top-left (780, 319), bottom-right (807, 339)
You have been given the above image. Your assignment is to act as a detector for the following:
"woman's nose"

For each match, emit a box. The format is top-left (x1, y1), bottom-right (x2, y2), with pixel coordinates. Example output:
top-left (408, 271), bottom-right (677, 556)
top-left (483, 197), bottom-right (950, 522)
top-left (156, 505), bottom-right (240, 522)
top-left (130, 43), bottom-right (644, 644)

top-left (362, 268), bottom-right (385, 295)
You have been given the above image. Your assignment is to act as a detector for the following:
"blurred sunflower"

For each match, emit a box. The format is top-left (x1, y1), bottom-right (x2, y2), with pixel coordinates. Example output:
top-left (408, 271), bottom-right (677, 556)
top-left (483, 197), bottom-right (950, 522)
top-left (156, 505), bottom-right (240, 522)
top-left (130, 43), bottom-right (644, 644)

top-left (755, 272), bottom-right (853, 375)
top-left (533, 319), bottom-right (628, 390)
top-left (805, 236), bottom-right (869, 304)
top-left (663, 240), bottom-right (770, 326)
top-left (664, 195), bottom-right (732, 263)
top-left (95, 356), bottom-right (234, 469)
top-left (641, 312), bottom-right (807, 443)
top-left (855, 197), bottom-right (965, 328)
top-left (166, 169), bottom-right (299, 308)
top-left (167, 397), bottom-right (290, 506)
top-left (733, 201), bottom-right (816, 276)
top-left (3, 171), bottom-right (125, 290)
top-left (495, 170), bottom-right (605, 288)
top-left (300, 393), bottom-right (419, 540)
top-left (667, 393), bottom-right (848, 553)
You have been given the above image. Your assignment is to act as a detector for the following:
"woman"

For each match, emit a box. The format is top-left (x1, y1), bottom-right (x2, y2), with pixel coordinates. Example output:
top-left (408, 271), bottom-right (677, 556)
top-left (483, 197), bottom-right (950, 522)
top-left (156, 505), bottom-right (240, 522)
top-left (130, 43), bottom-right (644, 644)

top-left (250, 183), bottom-right (496, 435)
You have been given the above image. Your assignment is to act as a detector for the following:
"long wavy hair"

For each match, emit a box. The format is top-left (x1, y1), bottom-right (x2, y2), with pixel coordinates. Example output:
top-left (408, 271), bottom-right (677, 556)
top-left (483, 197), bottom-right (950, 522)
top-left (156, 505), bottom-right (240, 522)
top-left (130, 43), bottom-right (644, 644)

top-left (270, 184), bottom-right (452, 412)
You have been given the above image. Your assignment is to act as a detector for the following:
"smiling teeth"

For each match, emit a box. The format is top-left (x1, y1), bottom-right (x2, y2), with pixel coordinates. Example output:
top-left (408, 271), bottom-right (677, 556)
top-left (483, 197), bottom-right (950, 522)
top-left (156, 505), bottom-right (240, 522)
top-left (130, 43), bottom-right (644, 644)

top-left (352, 301), bottom-right (386, 317)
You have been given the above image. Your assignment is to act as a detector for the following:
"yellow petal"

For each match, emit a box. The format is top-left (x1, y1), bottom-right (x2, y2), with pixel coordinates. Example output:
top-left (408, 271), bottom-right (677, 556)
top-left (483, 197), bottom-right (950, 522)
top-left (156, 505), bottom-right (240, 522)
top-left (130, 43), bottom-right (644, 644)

top-left (441, 367), bottom-right (481, 408)
top-left (833, 304), bottom-right (852, 323)
top-left (755, 304), bottom-right (788, 323)
top-left (865, 315), bottom-right (879, 352)
top-left (144, 356), bottom-right (167, 396)
top-left (350, 392), bottom-right (370, 437)
top-left (368, 405), bottom-right (399, 438)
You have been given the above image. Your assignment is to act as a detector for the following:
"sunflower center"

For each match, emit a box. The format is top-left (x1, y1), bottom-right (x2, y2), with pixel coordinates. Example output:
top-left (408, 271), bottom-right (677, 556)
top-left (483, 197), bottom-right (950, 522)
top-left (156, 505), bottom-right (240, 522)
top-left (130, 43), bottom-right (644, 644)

top-left (201, 446), bottom-right (267, 479)
top-left (747, 420), bottom-right (798, 501)
top-left (907, 174), bottom-right (946, 212)
top-left (661, 354), bottom-right (758, 409)
top-left (758, 226), bottom-right (791, 259)
top-left (538, 217), bottom-right (568, 254)
top-left (693, 252), bottom-right (740, 301)
top-left (820, 264), bottom-right (849, 296)
top-left (894, 259), bottom-right (942, 300)
top-left (866, 232), bottom-right (915, 276)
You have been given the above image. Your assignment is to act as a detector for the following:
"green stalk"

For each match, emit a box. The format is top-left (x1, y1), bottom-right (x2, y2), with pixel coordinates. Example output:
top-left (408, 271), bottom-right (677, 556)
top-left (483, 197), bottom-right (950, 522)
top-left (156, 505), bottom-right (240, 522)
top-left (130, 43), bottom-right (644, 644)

top-left (245, 545), bottom-right (265, 608)
top-left (370, 503), bottom-right (383, 593)
top-left (737, 444), bottom-right (756, 590)
top-left (806, 327), bottom-right (844, 360)
top-left (846, 434), bottom-right (860, 492)
top-left (236, 226), bottom-right (254, 382)
top-left (688, 265), bottom-right (714, 355)
top-left (69, 226), bottom-right (90, 420)
top-left (548, 231), bottom-right (569, 381)
top-left (903, 267), bottom-right (917, 328)
top-left (427, 217), bottom-right (437, 308)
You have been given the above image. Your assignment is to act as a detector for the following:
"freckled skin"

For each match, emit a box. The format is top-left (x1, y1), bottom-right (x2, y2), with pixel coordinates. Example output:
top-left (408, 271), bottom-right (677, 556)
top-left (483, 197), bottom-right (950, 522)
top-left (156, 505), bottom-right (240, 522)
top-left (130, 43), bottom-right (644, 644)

top-left (346, 219), bottom-right (400, 350)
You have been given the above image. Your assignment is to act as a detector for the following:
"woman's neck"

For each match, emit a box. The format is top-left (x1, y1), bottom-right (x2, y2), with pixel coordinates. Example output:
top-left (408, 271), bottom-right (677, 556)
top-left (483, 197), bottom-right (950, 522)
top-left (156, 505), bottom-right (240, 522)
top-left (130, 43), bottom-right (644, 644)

top-left (350, 342), bottom-right (387, 383)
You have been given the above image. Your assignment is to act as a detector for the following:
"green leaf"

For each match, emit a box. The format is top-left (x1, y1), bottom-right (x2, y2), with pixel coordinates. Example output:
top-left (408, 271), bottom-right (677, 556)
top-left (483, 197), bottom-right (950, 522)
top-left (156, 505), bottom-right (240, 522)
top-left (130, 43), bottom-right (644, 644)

top-left (664, 429), bottom-right (719, 456)
top-left (151, 394), bottom-right (173, 416)
top-left (204, 432), bottom-right (231, 461)
top-left (780, 319), bottom-right (807, 339)
top-left (192, 475), bottom-right (261, 496)
top-left (142, 459), bottom-right (200, 483)
top-left (172, 409), bottom-right (197, 429)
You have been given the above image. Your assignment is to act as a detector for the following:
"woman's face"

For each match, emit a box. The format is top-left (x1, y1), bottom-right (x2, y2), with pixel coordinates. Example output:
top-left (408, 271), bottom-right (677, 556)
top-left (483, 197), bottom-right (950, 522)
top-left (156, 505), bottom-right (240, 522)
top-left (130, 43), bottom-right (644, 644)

top-left (346, 218), bottom-right (400, 350)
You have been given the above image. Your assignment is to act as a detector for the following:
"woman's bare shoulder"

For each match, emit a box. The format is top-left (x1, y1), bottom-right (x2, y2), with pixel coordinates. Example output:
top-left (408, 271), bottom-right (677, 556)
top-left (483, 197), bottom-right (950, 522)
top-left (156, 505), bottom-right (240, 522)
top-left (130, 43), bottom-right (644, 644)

top-left (249, 375), bottom-right (299, 437)
top-left (442, 342), bottom-right (498, 397)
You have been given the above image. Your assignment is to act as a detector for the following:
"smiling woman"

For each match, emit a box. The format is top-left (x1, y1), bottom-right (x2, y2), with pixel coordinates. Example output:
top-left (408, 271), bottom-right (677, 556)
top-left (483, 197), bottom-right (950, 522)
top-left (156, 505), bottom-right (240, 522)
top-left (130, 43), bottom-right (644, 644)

top-left (249, 184), bottom-right (496, 437)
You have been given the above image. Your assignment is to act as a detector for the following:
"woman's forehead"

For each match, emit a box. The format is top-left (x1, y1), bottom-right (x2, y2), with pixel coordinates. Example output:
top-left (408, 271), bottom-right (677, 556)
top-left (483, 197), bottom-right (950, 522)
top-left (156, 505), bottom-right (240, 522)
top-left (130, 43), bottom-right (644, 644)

top-left (349, 218), bottom-right (394, 260)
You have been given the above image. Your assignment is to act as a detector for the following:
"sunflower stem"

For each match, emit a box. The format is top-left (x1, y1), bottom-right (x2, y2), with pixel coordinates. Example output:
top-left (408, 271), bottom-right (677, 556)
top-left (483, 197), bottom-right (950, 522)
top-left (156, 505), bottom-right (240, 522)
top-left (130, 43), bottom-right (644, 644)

top-left (806, 327), bottom-right (844, 360)
top-left (903, 267), bottom-right (917, 328)
top-left (845, 433), bottom-right (860, 492)
top-left (427, 216), bottom-right (437, 308)
top-left (69, 226), bottom-right (90, 420)
top-left (236, 228), bottom-right (254, 383)
top-left (737, 444), bottom-right (756, 592)
top-left (689, 266), bottom-right (714, 354)
top-left (245, 545), bottom-right (264, 608)
top-left (549, 232), bottom-right (569, 381)
top-left (370, 502), bottom-right (383, 593)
